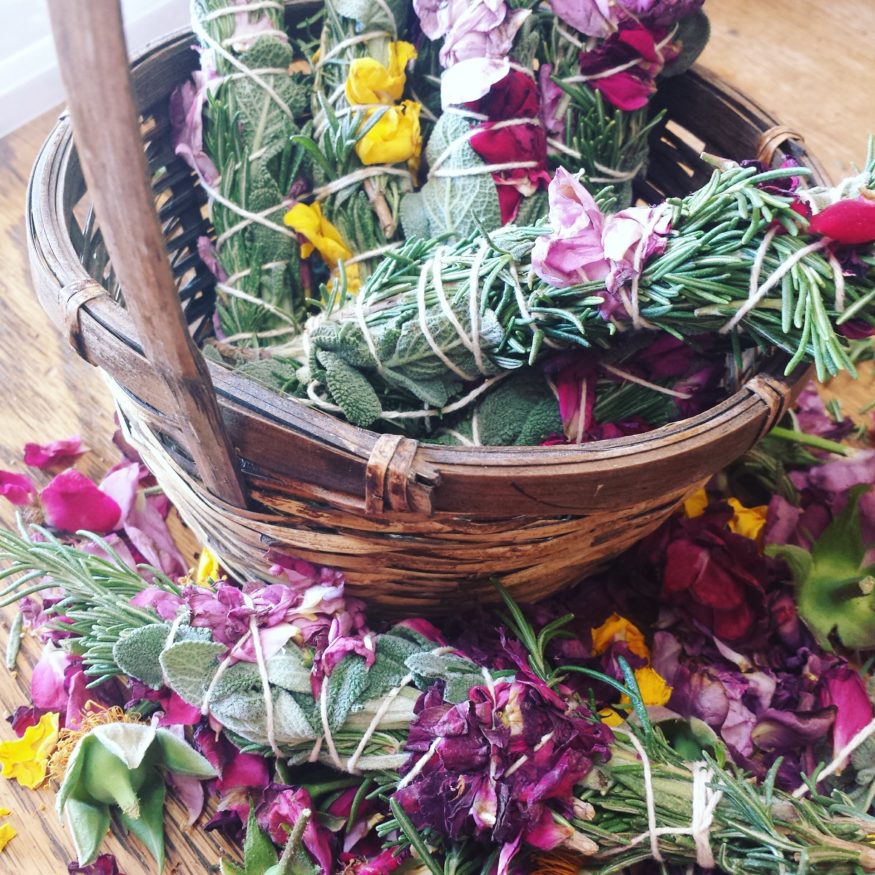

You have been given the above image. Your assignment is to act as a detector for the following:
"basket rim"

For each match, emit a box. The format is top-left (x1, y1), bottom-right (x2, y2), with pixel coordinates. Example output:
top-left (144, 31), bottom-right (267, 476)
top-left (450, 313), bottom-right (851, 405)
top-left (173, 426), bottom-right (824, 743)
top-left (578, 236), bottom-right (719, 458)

top-left (26, 19), bottom-right (820, 516)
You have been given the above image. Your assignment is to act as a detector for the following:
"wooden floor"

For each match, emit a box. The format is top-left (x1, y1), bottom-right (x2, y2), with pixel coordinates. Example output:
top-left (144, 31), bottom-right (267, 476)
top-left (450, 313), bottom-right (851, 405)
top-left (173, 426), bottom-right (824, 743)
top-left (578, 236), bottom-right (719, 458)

top-left (0, 0), bottom-right (873, 871)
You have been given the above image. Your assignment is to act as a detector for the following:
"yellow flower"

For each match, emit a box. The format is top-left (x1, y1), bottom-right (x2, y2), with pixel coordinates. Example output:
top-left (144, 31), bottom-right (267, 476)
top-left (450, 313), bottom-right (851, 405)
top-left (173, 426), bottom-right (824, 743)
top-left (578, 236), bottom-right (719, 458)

top-left (345, 41), bottom-right (417, 105)
top-left (628, 666), bottom-right (672, 708)
top-left (0, 822), bottom-right (15, 853)
top-left (590, 613), bottom-right (649, 660)
top-left (355, 101), bottom-right (422, 166)
top-left (284, 203), bottom-right (363, 293)
top-left (683, 487), bottom-right (709, 518)
top-left (727, 497), bottom-right (768, 542)
top-left (195, 546), bottom-right (221, 587)
top-left (598, 707), bottom-right (625, 727)
top-left (0, 712), bottom-right (59, 789)
top-left (285, 202), bottom-right (353, 266)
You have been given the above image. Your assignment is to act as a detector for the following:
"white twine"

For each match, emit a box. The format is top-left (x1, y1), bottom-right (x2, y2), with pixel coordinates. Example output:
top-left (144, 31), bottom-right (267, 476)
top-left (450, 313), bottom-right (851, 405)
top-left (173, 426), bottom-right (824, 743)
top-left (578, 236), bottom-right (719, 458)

top-left (396, 737), bottom-right (440, 790)
top-left (428, 117), bottom-right (542, 176)
top-left (622, 204), bottom-right (671, 329)
top-left (164, 610), bottom-right (188, 651)
top-left (431, 160), bottom-right (539, 179)
top-left (568, 28), bottom-right (678, 85)
top-left (221, 29), bottom-right (288, 47)
top-left (314, 30), bottom-right (393, 70)
top-left (792, 715), bottom-right (875, 798)
top-left (748, 227), bottom-right (778, 301)
top-left (592, 160), bottom-right (645, 183)
top-left (319, 682), bottom-right (344, 770)
top-left (619, 734), bottom-right (723, 868)
top-left (828, 251), bottom-right (846, 313)
top-left (720, 239), bottom-right (830, 333)
top-left (249, 616), bottom-right (281, 757)
top-left (416, 251), bottom-right (478, 381)
top-left (215, 281), bottom-right (301, 327)
top-left (346, 673), bottom-right (413, 774)
top-left (312, 165), bottom-right (414, 201)
top-left (200, 179), bottom-right (295, 245)
top-left (200, 628), bottom-right (252, 715)
top-left (201, 1), bottom-right (284, 22)
top-left (192, 17), bottom-right (294, 119)
top-left (601, 363), bottom-right (693, 399)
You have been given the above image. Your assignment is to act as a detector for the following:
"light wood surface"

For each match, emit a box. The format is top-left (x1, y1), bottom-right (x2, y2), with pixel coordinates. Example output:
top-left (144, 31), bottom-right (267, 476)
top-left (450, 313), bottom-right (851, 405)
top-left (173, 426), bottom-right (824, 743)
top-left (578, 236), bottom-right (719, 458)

top-left (0, 0), bottom-right (874, 871)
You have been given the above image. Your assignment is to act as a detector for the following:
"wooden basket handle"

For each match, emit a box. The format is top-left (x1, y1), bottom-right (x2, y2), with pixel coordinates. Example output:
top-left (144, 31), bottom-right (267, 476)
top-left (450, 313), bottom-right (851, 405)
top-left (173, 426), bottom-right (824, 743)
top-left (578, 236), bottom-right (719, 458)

top-left (47, 0), bottom-right (246, 507)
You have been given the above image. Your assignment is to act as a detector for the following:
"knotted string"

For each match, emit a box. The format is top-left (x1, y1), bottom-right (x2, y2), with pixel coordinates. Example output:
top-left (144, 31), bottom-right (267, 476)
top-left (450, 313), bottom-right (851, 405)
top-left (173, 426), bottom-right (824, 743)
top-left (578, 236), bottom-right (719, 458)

top-left (612, 734), bottom-right (723, 868)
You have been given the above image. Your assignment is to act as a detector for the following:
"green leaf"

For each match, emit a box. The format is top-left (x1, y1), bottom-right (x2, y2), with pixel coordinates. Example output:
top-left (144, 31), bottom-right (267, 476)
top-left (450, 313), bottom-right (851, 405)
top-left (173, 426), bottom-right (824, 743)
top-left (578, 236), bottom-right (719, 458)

top-left (119, 778), bottom-right (166, 871)
top-left (273, 690), bottom-right (320, 744)
top-left (65, 797), bottom-right (111, 868)
top-left (92, 721), bottom-right (157, 770)
top-left (403, 113), bottom-right (502, 240)
top-left (317, 349), bottom-right (384, 427)
top-left (325, 654), bottom-right (369, 732)
top-left (405, 651), bottom-right (484, 704)
top-left (221, 859), bottom-right (246, 875)
top-left (57, 734), bottom-right (90, 815)
top-left (160, 640), bottom-right (227, 706)
top-left (154, 728), bottom-right (217, 778)
top-left (767, 485), bottom-right (875, 650)
top-left (244, 805), bottom-right (278, 875)
top-left (113, 624), bottom-right (173, 689)
top-left (267, 647), bottom-right (313, 693)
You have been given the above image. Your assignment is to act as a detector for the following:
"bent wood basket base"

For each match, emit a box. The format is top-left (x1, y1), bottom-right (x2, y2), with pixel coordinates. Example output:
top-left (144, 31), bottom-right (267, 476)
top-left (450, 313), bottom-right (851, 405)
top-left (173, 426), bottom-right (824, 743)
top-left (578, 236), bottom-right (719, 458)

top-left (28, 2), bottom-right (820, 613)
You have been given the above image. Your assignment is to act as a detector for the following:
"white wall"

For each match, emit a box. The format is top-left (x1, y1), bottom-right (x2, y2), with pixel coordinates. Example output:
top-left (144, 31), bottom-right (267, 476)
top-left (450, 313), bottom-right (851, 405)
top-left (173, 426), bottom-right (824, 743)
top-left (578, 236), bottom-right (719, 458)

top-left (0, 0), bottom-right (189, 138)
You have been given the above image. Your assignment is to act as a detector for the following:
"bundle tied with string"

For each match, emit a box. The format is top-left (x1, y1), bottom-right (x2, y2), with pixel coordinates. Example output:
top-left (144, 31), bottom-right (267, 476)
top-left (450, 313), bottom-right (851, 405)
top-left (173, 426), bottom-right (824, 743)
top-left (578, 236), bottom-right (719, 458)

top-left (298, 0), bottom-right (420, 274)
top-left (299, 161), bottom-right (873, 436)
top-left (188, 0), bottom-right (313, 344)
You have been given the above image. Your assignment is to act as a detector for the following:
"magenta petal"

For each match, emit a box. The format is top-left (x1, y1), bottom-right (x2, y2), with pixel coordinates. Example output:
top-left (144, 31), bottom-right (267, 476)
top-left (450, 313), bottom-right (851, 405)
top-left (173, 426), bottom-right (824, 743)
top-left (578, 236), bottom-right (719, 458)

top-left (23, 436), bottom-right (86, 469)
top-left (216, 752), bottom-right (270, 792)
top-left (824, 667), bottom-right (872, 761)
top-left (64, 669), bottom-right (91, 730)
top-left (524, 807), bottom-right (571, 850)
top-left (40, 469), bottom-right (122, 534)
top-left (123, 494), bottom-right (187, 577)
top-left (808, 197), bottom-right (875, 245)
top-left (99, 462), bottom-right (141, 525)
top-left (157, 691), bottom-right (203, 727)
top-left (31, 647), bottom-right (73, 711)
top-left (0, 469), bottom-right (36, 506)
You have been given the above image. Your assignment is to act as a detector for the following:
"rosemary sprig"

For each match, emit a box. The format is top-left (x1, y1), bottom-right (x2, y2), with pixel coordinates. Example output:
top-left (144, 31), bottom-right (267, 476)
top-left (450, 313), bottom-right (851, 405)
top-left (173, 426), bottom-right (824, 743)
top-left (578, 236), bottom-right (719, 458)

top-left (0, 526), bottom-right (173, 684)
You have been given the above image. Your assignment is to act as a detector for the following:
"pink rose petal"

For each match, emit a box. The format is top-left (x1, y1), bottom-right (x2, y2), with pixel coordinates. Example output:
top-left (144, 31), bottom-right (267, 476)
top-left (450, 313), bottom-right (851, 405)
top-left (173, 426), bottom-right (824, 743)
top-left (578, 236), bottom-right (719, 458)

top-left (40, 469), bottom-right (122, 534)
top-left (23, 436), bottom-right (86, 469)
top-left (0, 470), bottom-right (36, 506)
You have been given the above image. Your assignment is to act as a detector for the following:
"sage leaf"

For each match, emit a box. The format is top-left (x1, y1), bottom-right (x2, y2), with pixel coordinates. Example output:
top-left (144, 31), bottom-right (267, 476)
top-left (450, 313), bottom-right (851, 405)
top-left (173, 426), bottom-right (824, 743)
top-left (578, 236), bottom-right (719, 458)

top-left (160, 640), bottom-right (227, 706)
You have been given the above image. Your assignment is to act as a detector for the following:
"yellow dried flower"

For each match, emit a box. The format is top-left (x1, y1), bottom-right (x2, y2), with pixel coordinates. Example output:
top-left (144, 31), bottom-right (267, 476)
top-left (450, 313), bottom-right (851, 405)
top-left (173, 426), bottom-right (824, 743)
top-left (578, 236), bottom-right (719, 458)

top-left (590, 613), bottom-right (649, 660)
top-left (0, 711), bottom-right (59, 789)
top-left (727, 497), bottom-right (768, 542)
top-left (195, 545), bottom-right (221, 587)
top-left (345, 41), bottom-right (417, 105)
top-left (628, 666), bottom-right (672, 708)
top-left (0, 820), bottom-right (15, 853)
top-left (284, 203), bottom-right (363, 292)
top-left (355, 101), bottom-right (422, 167)
top-left (683, 486), bottom-right (709, 518)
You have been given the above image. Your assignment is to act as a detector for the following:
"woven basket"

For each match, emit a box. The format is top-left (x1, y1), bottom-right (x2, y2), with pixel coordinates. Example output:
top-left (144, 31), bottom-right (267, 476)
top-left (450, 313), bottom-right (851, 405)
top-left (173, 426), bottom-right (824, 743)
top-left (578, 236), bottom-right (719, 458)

top-left (28, 0), bottom-right (822, 613)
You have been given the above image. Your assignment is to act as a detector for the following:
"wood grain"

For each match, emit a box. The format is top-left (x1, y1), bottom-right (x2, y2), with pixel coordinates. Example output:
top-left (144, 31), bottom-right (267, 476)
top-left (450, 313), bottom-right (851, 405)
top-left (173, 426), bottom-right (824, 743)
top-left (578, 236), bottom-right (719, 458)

top-left (0, 0), bottom-right (873, 870)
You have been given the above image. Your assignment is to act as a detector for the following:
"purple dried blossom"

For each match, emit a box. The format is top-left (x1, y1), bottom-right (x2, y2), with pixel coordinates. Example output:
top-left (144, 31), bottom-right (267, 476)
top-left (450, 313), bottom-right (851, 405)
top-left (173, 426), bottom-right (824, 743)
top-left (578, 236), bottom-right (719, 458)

top-left (395, 680), bottom-right (611, 869)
